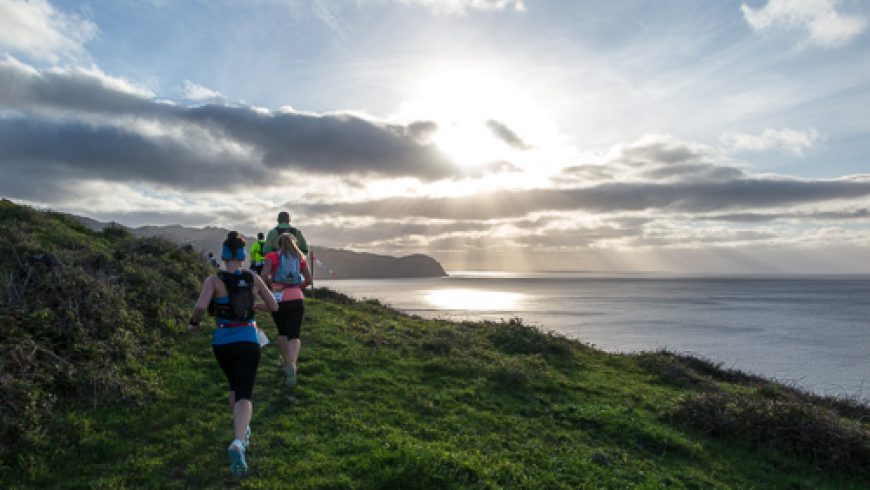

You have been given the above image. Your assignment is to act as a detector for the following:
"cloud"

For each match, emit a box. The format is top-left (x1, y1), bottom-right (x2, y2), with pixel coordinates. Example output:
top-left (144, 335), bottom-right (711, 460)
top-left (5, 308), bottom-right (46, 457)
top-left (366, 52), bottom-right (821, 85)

top-left (183, 80), bottom-right (225, 102)
top-left (0, 117), bottom-right (264, 195)
top-left (485, 119), bottom-right (532, 150)
top-left (721, 127), bottom-right (820, 157)
top-left (703, 209), bottom-right (870, 223)
top-left (299, 177), bottom-right (870, 219)
top-left (404, 120), bottom-right (439, 143)
top-left (741, 0), bottom-right (867, 47)
top-left (0, 55), bottom-right (155, 116)
top-left (294, 134), bottom-right (870, 220)
top-left (613, 134), bottom-right (715, 167)
top-left (0, 0), bottom-right (97, 62)
top-left (183, 105), bottom-right (458, 179)
top-left (395, 0), bottom-right (526, 15)
top-left (639, 164), bottom-right (745, 183)
top-left (311, 0), bottom-right (346, 36)
top-left (0, 57), bottom-right (462, 202)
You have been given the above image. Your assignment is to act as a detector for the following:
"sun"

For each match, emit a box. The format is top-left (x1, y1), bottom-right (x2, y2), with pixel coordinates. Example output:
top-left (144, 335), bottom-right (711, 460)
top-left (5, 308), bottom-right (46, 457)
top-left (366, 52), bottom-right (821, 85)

top-left (397, 66), bottom-right (532, 167)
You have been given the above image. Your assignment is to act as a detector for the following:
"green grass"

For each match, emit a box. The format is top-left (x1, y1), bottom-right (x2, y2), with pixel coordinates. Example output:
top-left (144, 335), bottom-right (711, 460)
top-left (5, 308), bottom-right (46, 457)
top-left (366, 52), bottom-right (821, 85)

top-left (1, 200), bottom-right (868, 488)
top-left (3, 295), bottom-right (866, 489)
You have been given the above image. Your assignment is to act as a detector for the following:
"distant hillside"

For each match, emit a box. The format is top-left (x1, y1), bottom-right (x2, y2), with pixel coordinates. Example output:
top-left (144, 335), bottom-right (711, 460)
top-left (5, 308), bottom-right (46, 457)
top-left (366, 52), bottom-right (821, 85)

top-left (74, 218), bottom-right (447, 279)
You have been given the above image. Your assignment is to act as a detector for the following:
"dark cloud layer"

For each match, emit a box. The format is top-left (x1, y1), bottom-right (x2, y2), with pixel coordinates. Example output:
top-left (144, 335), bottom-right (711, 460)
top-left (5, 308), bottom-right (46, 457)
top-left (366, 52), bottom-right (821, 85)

top-left (704, 209), bottom-right (870, 223)
top-left (640, 164), bottom-right (745, 182)
top-left (0, 118), bottom-right (262, 193)
top-left (184, 105), bottom-right (456, 179)
top-left (300, 178), bottom-right (870, 219)
top-left (0, 58), bottom-right (460, 195)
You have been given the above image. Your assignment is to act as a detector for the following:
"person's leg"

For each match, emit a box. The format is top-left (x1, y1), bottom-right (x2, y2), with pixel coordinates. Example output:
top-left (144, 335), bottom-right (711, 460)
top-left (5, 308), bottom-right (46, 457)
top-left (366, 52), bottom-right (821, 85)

top-left (286, 300), bottom-right (305, 371)
top-left (277, 335), bottom-right (290, 367)
top-left (214, 344), bottom-right (237, 401)
top-left (230, 342), bottom-right (260, 440)
top-left (272, 306), bottom-right (291, 367)
top-left (288, 338), bottom-right (301, 370)
top-left (233, 399), bottom-right (252, 441)
top-left (216, 343), bottom-right (245, 476)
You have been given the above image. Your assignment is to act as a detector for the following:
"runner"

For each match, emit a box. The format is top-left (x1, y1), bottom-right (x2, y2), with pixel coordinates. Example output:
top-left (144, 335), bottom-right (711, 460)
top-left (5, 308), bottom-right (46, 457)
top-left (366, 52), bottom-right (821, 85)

top-left (263, 211), bottom-right (308, 255)
top-left (188, 231), bottom-right (278, 477)
top-left (250, 232), bottom-right (266, 274)
top-left (261, 233), bottom-right (312, 388)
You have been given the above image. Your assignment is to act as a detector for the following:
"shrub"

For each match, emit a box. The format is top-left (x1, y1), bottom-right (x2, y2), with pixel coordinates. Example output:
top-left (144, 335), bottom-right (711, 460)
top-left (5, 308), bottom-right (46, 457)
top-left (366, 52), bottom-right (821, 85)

top-left (488, 318), bottom-right (573, 359)
top-left (635, 350), bottom-right (763, 388)
top-left (671, 391), bottom-right (870, 476)
top-left (0, 201), bottom-right (204, 474)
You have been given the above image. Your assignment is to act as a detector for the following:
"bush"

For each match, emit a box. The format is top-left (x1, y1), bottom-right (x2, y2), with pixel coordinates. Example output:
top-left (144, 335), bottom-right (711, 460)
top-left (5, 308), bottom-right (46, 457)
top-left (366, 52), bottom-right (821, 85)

top-left (0, 201), bottom-right (205, 473)
top-left (671, 391), bottom-right (870, 476)
top-left (488, 318), bottom-right (573, 359)
top-left (635, 350), bottom-right (764, 388)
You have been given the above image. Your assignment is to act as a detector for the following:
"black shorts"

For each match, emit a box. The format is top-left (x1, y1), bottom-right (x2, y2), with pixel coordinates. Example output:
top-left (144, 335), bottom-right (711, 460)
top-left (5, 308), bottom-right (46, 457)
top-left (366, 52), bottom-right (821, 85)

top-left (212, 342), bottom-right (261, 401)
top-left (271, 300), bottom-right (304, 339)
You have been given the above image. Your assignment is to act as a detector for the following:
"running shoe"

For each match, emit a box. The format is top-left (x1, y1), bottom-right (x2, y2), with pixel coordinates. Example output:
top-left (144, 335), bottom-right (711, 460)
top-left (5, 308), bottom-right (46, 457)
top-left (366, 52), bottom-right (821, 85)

top-left (228, 439), bottom-right (248, 477)
top-left (284, 365), bottom-right (297, 388)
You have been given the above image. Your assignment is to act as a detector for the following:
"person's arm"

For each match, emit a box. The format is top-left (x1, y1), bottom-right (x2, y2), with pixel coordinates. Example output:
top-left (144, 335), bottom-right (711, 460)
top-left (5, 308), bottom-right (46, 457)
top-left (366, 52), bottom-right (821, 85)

top-left (188, 276), bottom-right (215, 332)
top-left (260, 256), bottom-right (273, 289)
top-left (295, 229), bottom-right (309, 255)
top-left (262, 229), bottom-right (276, 254)
top-left (253, 274), bottom-right (279, 312)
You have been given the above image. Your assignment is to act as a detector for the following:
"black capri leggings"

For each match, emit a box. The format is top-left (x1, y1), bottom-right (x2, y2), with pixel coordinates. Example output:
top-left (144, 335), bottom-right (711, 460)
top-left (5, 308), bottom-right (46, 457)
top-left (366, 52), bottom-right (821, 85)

top-left (212, 341), bottom-right (261, 401)
top-left (271, 299), bottom-right (304, 339)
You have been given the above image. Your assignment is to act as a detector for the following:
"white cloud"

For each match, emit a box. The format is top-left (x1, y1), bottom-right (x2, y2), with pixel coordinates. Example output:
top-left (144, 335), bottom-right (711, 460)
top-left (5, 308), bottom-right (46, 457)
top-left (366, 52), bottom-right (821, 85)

top-left (182, 80), bottom-right (224, 102)
top-left (0, 0), bottom-right (97, 61)
top-left (396, 0), bottom-right (526, 15)
top-left (311, 0), bottom-right (346, 35)
top-left (721, 127), bottom-right (820, 157)
top-left (741, 0), bottom-right (867, 47)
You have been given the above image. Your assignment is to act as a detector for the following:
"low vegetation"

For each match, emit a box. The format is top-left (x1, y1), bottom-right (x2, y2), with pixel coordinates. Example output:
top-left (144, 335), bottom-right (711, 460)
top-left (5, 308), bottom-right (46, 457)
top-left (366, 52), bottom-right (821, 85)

top-left (1, 200), bottom-right (867, 488)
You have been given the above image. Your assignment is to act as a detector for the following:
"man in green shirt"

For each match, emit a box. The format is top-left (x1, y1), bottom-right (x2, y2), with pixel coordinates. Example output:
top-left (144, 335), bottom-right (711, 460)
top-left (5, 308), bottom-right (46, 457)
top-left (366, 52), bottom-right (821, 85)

top-left (263, 211), bottom-right (308, 255)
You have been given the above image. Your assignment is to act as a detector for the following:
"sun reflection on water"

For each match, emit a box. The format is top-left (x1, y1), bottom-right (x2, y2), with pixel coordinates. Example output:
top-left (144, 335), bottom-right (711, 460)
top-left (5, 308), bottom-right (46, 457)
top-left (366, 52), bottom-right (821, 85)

top-left (425, 289), bottom-right (523, 311)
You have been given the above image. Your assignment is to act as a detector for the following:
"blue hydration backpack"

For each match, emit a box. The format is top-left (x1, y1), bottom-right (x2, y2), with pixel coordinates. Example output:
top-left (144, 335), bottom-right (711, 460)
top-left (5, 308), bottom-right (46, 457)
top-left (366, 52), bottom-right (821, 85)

top-left (274, 253), bottom-right (302, 285)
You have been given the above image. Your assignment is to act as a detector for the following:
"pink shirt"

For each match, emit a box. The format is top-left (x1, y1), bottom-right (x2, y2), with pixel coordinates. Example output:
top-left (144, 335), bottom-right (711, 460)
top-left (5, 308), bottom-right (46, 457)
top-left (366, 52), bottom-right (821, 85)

top-left (264, 252), bottom-right (308, 302)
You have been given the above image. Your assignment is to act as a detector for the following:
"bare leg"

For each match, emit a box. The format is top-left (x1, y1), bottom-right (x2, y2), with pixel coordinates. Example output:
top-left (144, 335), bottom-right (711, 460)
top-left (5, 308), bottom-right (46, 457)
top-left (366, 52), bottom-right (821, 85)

top-left (233, 399), bottom-right (252, 441)
top-left (277, 335), bottom-right (290, 367)
top-left (288, 338), bottom-right (301, 371)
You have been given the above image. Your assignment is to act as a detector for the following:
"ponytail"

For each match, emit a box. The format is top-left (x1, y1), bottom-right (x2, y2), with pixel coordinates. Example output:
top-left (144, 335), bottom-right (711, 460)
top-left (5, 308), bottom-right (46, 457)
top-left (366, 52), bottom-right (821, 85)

top-left (277, 233), bottom-right (303, 259)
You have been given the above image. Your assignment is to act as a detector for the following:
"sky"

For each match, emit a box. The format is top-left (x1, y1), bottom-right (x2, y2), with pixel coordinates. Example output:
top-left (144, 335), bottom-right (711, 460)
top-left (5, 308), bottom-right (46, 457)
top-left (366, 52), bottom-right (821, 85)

top-left (1, 0), bottom-right (870, 273)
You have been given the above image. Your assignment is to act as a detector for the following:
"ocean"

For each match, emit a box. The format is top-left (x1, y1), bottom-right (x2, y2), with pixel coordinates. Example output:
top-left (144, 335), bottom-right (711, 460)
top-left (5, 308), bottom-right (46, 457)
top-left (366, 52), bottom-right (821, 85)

top-left (316, 272), bottom-right (870, 401)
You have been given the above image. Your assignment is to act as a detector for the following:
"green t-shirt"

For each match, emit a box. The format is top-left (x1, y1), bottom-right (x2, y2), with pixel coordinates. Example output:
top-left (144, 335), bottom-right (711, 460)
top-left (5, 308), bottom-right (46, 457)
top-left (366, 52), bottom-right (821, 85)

top-left (263, 224), bottom-right (308, 254)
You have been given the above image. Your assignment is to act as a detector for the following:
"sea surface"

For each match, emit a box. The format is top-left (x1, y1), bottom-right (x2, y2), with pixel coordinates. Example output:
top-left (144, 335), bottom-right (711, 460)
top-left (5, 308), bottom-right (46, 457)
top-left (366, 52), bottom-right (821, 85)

top-left (316, 272), bottom-right (870, 401)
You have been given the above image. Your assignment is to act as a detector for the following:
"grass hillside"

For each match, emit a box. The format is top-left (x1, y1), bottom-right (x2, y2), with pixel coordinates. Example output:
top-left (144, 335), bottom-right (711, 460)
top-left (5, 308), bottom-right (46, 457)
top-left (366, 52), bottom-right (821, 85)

top-left (1, 200), bottom-right (868, 488)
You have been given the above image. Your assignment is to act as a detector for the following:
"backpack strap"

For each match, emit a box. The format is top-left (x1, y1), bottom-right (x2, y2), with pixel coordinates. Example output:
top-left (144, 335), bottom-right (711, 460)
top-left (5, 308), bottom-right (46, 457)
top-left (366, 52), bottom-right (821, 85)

top-left (275, 225), bottom-right (298, 236)
top-left (213, 271), bottom-right (255, 321)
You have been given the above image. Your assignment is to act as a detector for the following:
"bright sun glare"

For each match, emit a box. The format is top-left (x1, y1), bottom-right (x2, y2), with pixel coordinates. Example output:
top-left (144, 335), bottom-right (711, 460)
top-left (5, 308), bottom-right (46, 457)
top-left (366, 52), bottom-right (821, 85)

top-left (425, 289), bottom-right (523, 311)
top-left (399, 67), bottom-right (544, 168)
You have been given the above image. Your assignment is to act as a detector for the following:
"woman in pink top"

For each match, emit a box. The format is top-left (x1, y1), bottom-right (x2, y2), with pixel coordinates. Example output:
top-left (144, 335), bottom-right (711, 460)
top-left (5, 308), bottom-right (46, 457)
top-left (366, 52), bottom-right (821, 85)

top-left (261, 233), bottom-right (312, 388)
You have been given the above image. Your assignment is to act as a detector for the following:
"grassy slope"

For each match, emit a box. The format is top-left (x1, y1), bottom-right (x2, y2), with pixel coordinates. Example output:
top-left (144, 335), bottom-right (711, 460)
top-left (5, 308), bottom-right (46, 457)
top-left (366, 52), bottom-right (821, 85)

top-left (7, 297), bottom-right (867, 488)
top-left (1, 200), bottom-right (867, 488)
